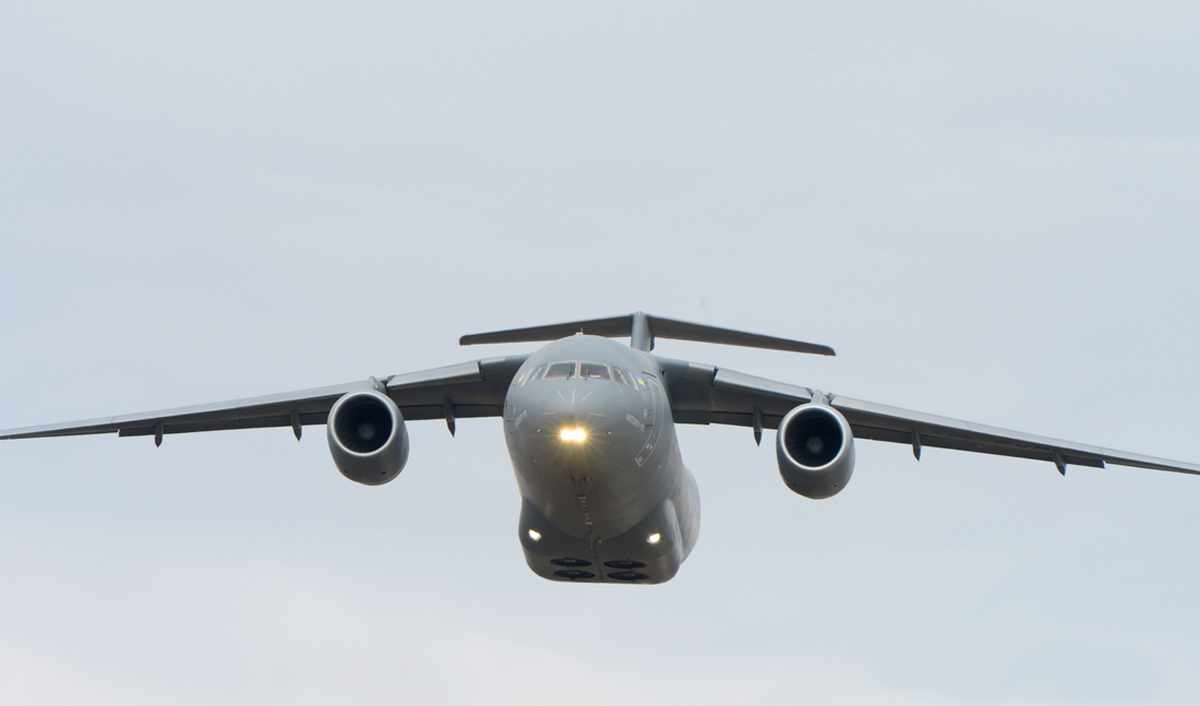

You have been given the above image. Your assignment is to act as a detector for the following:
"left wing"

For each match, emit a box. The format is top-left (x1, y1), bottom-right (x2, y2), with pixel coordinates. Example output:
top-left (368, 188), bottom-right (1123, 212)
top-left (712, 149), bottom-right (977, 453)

top-left (660, 357), bottom-right (1200, 476)
top-left (0, 355), bottom-right (526, 443)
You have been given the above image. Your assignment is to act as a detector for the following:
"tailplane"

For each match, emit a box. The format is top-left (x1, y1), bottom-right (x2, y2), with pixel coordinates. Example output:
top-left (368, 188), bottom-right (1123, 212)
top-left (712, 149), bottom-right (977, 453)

top-left (459, 312), bottom-right (835, 355)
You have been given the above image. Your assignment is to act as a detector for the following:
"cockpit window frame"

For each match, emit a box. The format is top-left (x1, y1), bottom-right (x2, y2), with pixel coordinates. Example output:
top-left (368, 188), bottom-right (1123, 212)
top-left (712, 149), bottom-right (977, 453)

top-left (534, 361), bottom-right (637, 385)
top-left (518, 364), bottom-right (546, 386)
top-left (543, 361), bottom-right (577, 380)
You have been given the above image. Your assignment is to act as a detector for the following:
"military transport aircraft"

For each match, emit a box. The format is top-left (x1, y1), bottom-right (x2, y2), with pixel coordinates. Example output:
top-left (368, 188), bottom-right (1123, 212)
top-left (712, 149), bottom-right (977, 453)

top-left (3, 312), bottom-right (1197, 584)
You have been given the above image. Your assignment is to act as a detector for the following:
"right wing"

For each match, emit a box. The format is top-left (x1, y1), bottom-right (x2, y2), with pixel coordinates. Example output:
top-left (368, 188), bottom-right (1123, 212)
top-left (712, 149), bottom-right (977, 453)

top-left (660, 357), bottom-right (1200, 476)
top-left (831, 394), bottom-right (1200, 476)
top-left (0, 355), bottom-right (527, 443)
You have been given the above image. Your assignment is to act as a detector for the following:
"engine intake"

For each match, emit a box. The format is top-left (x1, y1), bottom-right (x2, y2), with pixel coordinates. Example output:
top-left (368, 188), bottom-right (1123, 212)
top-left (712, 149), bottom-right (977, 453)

top-left (776, 403), bottom-right (855, 499)
top-left (327, 390), bottom-right (409, 485)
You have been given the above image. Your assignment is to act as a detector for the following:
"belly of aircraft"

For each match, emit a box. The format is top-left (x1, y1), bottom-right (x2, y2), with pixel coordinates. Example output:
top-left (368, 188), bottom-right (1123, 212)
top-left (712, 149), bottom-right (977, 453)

top-left (509, 441), bottom-right (700, 585)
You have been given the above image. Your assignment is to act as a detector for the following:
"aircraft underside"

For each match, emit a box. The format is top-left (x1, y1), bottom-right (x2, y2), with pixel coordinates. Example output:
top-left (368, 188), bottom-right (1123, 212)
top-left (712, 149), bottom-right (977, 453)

top-left (516, 470), bottom-right (700, 584)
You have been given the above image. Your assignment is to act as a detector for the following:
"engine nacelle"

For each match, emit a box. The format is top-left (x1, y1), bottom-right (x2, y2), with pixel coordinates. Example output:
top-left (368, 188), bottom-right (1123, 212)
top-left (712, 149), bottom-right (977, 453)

top-left (776, 403), bottom-right (855, 499)
top-left (327, 390), bottom-right (409, 485)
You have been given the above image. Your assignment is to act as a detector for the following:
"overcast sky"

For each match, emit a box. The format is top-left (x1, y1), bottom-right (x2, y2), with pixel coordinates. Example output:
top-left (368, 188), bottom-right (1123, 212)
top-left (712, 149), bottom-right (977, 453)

top-left (2, 2), bottom-right (1199, 704)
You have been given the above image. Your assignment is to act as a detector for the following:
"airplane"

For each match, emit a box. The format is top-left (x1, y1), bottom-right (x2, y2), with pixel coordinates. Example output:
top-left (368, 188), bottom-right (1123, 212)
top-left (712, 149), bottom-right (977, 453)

top-left (3, 312), bottom-right (1198, 584)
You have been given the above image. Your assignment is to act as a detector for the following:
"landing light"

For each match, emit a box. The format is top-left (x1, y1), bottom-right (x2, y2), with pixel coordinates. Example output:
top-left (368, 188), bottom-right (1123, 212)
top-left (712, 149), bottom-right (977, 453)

top-left (646, 532), bottom-right (662, 545)
top-left (558, 425), bottom-right (590, 445)
top-left (527, 529), bottom-right (542, 542)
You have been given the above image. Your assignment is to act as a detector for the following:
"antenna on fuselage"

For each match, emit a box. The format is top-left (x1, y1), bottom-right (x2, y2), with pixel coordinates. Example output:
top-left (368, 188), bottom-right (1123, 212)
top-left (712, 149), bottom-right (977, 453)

top-left (459, 311), bottom-right (836, 356)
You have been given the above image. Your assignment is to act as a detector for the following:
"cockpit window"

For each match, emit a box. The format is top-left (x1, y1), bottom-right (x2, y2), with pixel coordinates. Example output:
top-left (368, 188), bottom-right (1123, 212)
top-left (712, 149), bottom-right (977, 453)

top-left (544, 362), bottom-right (576, 380)
top-left (537, 362), bottom-right (630, 383)
top-left (579, 362), bottom-right (610, 381)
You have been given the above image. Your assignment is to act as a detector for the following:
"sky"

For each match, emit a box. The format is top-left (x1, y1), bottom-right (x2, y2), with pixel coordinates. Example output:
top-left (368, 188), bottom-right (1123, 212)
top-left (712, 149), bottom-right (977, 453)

top-left (2, 1), bottom-right (1199, 704)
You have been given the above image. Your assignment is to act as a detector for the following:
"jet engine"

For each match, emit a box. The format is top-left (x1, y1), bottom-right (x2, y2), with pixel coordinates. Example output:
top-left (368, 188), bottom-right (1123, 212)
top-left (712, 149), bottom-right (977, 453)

top-left (327, 389), bottom-right (409, 485)
top-left (776, 403), bottom-right (855, 499)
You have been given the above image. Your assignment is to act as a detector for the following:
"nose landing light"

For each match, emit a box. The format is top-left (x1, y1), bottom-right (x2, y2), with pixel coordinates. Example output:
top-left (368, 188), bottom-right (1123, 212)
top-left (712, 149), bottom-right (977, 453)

top-left (558, 425), bottom-right (590, 445)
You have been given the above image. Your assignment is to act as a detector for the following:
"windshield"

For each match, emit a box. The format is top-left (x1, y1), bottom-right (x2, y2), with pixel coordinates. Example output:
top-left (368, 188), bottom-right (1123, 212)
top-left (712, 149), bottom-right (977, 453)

top-left (579, 362), bottom-right (610, 380)
top-left (544, 362), bottom-right (576, 380)
top-left (535, 361), bottom-right (635, 385)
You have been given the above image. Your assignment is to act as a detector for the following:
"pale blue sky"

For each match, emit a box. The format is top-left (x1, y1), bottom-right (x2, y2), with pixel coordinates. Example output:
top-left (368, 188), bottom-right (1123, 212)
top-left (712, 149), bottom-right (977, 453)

top-left (2, 2), bottom-right (1198, 704)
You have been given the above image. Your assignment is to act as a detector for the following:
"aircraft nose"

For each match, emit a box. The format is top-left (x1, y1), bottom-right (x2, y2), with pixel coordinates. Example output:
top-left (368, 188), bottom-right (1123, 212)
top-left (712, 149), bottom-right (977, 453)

top-left (510, 381), bottom-right (636, 453)
top-left (536, 384), bottom-right (621, 432)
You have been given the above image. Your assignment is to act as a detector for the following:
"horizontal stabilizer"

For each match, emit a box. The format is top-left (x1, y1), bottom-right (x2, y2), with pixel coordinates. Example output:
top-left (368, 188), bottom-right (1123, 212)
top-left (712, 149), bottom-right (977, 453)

top-left (460, 312), bottom-right (835, 355)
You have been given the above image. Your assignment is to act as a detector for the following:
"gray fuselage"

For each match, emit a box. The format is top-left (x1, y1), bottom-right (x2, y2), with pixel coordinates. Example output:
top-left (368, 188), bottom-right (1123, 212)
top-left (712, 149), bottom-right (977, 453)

top-left (502, 335), bottom-right (700, 583)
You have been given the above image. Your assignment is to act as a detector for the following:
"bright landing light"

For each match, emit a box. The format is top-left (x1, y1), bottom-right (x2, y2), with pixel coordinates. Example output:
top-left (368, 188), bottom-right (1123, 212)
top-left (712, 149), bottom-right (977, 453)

top-left (558, 425), bottom-right (590, 445)
top-left (527, 529), bottom-right (542, 542)
top-left (646, 532), bottom-right (662, 545)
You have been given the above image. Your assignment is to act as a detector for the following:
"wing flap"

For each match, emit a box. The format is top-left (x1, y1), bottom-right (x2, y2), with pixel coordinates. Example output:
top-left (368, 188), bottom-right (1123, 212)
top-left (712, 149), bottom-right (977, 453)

top-left (849, 424), bottom-right (1107, 469)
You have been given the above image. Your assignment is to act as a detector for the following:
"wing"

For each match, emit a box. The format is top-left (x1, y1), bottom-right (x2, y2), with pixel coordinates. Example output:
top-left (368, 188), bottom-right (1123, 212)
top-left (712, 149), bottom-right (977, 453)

top-left (0, 355), bottom-right (526, 442)
top-left (659, 357), bottom-right (1200, 476)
